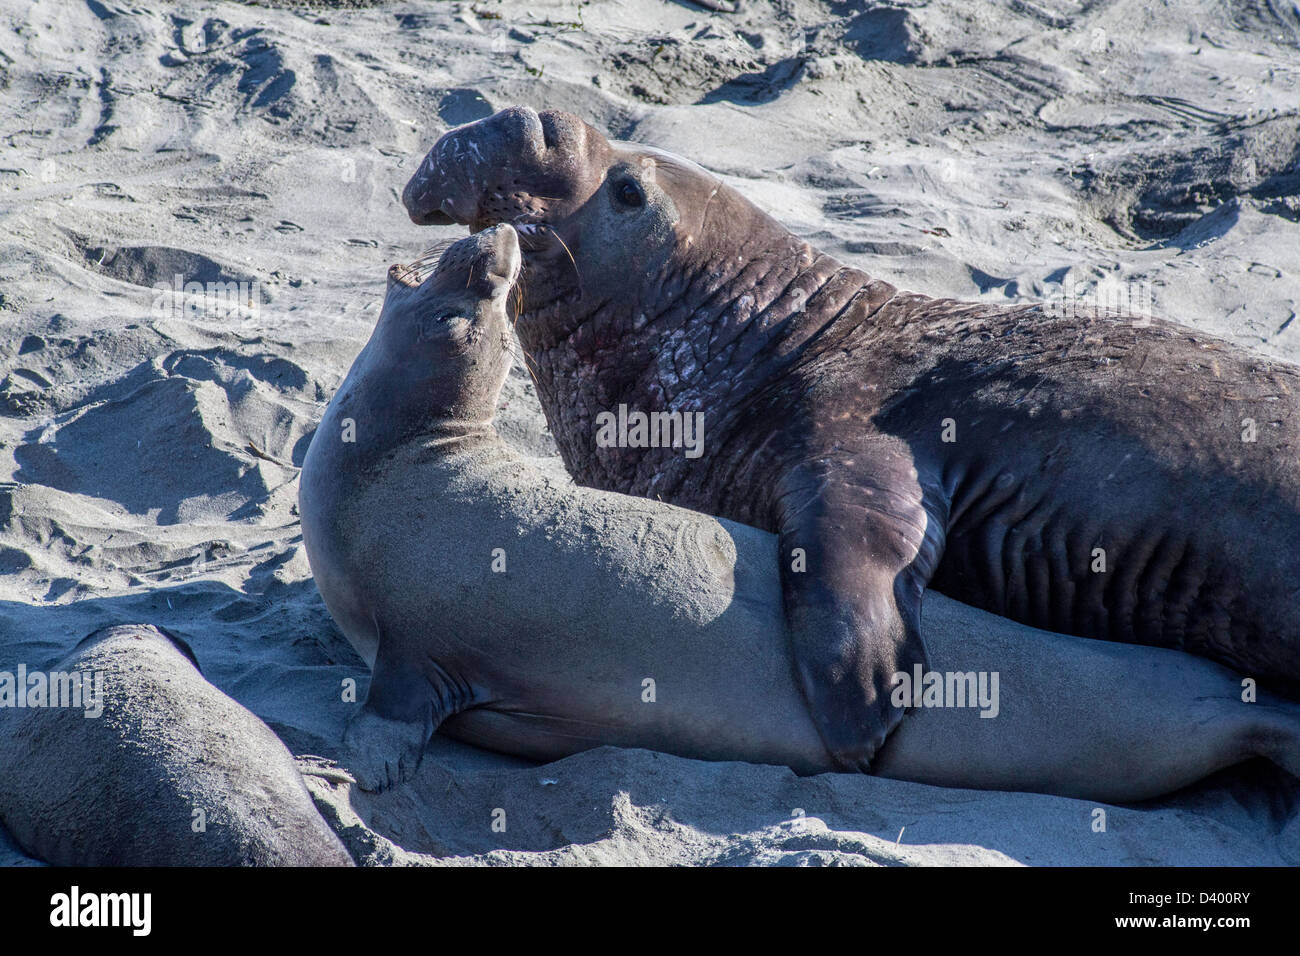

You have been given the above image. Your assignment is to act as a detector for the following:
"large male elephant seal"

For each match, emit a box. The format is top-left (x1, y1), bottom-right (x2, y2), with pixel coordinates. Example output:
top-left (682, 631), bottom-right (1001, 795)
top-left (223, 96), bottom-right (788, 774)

top-left (299, 225), bottom-right (1300, 801)
top-left (0, 625), bottom-right (353, 866)
top-left (401, 107), bottom-right (1300, 769)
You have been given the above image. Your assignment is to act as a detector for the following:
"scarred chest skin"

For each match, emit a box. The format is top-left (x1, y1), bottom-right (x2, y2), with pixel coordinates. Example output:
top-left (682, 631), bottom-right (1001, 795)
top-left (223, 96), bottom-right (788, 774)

top-left (402, 106), bottom-right (1300, 769)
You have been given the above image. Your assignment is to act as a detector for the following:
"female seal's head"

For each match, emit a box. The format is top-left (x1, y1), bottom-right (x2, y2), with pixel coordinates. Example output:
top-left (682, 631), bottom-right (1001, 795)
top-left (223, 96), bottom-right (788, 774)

top-left (374, 223), bottom-right (521, 426)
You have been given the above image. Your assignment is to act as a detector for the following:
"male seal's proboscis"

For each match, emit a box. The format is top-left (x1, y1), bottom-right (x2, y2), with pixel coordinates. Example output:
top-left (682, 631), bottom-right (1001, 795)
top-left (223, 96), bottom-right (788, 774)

top-left (401, 107), bottom-right (1300, 770)
top-left (299, 225), bottom-right (1300, 799)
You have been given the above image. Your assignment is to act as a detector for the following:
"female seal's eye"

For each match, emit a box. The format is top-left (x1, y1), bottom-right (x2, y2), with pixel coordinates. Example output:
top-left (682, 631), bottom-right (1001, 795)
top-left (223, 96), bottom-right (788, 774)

top-left (418, 313), bottom-right (465, 342)
top-left (614, 178), bottom-right (644, 208)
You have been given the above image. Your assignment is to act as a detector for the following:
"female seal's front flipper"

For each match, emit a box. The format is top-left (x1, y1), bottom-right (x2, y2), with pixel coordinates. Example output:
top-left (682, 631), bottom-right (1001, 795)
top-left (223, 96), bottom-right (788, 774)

top-left (775, 457), bottom-right (940, 772)
top-left (343, 621), bottom-right (480, 792)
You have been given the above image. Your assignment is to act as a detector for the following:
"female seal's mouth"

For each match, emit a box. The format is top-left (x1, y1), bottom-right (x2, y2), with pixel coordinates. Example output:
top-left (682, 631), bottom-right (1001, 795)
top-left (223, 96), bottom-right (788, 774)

top-left (470, 215), bottom-right (558, 254)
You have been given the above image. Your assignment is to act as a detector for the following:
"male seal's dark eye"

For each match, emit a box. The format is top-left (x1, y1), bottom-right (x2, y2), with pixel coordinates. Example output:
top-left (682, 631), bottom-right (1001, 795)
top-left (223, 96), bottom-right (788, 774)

top-left (614, 178), bottom-right (644, 208)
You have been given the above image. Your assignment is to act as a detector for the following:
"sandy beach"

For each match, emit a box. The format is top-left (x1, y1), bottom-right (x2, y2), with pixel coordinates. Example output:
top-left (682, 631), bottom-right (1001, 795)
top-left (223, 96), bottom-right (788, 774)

top-left (1, 0), bottom-right (1298, 865)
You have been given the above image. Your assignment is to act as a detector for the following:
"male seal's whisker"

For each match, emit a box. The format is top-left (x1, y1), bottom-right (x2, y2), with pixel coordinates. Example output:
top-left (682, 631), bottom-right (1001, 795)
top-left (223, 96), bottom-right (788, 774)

top-left (546, 225), bottom-right (582, 296)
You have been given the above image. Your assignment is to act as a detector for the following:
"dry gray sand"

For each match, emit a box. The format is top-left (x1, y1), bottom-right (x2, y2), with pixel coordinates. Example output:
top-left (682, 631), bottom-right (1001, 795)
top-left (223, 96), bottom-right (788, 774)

top-left (1, 0), bottom-right (1298, 865)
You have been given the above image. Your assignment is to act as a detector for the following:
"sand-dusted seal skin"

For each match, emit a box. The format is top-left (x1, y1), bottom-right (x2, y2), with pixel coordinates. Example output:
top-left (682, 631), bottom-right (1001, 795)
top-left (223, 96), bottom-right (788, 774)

top-left (0, 625), bottom-right (353, 866)
top-left (299, 225), bottom-right (1300, 801)
top-left (402, 106), bottom-right (1300, 769)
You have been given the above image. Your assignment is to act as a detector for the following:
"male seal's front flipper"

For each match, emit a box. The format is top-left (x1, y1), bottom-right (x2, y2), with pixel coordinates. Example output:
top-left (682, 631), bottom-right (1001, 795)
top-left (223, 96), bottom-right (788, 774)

top-left (776, 458), bottom-right (938, 772)
top-left (343, 622), bottom-right (478, 791)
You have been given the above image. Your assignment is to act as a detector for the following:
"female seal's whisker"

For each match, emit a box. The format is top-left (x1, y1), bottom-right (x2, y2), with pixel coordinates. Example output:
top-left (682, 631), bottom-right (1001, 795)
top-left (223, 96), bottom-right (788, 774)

top-left (403, 238), bottom-right (460, 283)
top-left (511, 275), bottom-right (525, 319)
top-left (506, 284), bottom-right (540, 384)
top-left (510, 327), bottom-right (540, 382)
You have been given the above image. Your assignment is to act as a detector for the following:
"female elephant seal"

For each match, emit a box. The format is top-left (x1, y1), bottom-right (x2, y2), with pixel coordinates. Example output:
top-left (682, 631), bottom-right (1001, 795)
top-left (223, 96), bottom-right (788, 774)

top-left (0, 625), bottom-right (353, 866)
top-left (402, 107), bottom-right (1300, 769)
top-left (299, 225), bottom-right (1300, 801)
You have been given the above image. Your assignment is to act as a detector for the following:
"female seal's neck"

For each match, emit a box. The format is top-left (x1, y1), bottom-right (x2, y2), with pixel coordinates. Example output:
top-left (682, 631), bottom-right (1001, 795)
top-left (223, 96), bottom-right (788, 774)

top-left (415, 418), bottom-right (497, 448)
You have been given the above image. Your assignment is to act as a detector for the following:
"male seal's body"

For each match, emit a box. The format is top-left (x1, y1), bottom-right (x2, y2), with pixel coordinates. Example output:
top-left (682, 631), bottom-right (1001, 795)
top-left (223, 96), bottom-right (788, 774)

top-left (402, 107), bottom-right (1300, 768)
top-left (299, 225), bottom-right (1300, 800)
